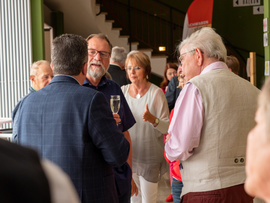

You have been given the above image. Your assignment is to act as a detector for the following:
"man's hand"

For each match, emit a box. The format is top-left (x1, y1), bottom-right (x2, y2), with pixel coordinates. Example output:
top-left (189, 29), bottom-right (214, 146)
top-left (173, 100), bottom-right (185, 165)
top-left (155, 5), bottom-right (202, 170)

top-left (165, 133), bottom-right (172, 143)
top-left (113, 113), bottom-right (121, 126)
top-left (131, 178), bottom-right (138, 197)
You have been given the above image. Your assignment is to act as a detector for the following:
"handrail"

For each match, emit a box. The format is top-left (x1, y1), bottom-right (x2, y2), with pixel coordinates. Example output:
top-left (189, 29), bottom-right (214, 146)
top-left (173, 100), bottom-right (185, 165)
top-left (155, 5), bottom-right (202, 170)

top-left (153, 0), bottom-right (186, 15)
top-left (97, 0), bottom-right (254, 79)
top-left (98, 0), bottom-right (185, 62)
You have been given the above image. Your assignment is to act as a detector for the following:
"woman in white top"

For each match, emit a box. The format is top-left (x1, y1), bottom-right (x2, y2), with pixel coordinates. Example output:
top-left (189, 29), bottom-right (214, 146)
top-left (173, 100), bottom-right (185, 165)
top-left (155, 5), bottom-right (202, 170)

top-left (121, 51), bottom-right (169, 203)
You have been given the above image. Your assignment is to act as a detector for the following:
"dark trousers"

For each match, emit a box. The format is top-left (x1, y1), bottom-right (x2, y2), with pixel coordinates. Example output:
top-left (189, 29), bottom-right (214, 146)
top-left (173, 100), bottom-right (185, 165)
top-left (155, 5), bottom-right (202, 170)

top-left (181, 184), bottom-right (253, 203)
top-left (114, 163), bottom-right (132, 203)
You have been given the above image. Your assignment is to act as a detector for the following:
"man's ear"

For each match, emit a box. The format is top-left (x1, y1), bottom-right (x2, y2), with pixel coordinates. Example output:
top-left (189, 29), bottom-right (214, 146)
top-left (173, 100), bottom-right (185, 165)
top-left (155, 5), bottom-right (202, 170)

top-left (82, 62), bottom-right (87, 76)
top-left (50, 62), bottom-right (53, 70)
top-left (30, 75), bottom-right (35, 83)
top-left (195, 48), bottom-right (204, 66)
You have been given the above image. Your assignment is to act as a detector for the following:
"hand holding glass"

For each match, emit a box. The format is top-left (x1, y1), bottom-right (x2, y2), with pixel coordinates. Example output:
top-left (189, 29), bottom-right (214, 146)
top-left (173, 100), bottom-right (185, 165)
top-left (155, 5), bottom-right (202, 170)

top-left (110, 95), bottom-right (120, 114)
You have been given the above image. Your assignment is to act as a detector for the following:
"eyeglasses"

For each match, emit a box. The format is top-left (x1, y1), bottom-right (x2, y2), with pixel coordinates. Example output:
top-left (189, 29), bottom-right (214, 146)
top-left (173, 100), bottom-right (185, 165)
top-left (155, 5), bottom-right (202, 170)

top-left (88, 49), bottom-right (111, 59)
top-left (178, 49), bottom-right (195, 66)
top-left (178, 49), bottom-right (204, 66)
top-left (125, 66), bottom-right (141, 71)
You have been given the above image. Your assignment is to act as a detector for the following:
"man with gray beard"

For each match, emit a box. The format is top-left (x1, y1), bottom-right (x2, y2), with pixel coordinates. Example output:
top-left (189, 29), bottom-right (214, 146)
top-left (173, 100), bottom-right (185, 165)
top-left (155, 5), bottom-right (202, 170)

top-left (83, 34), bottom-right (137, 203)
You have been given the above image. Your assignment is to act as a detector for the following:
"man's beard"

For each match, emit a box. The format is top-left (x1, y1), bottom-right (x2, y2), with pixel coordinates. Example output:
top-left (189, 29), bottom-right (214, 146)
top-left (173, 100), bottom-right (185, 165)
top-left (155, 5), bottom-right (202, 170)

top-left (87, 60), bottom-right (106, 79)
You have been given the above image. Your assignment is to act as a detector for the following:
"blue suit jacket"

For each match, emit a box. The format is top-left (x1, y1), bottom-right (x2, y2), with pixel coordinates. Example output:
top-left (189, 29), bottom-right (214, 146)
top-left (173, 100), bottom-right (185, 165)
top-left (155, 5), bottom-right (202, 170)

top-left (17, 75), bottom-right (130, 203)
top-left (12, 86), bottom-right (36, 142)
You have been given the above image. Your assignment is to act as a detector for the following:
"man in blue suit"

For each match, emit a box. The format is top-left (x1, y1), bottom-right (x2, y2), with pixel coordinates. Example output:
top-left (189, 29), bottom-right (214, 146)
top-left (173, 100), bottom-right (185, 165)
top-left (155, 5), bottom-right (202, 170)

top-left (16, 34), bottom-right (130, 203)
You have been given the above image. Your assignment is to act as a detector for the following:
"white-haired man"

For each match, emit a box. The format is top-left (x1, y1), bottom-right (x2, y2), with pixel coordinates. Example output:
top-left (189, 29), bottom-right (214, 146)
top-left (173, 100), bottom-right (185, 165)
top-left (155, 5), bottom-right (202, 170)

top-left (165, 27), bottom-right (260, 202)
top-left (108, 46), bottom-right (130, 86)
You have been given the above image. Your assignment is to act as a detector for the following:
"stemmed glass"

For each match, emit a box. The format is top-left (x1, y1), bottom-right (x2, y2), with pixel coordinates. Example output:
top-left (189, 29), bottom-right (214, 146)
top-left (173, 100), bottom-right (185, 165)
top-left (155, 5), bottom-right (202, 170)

top-left (110, 95), bottom-right (120, 114)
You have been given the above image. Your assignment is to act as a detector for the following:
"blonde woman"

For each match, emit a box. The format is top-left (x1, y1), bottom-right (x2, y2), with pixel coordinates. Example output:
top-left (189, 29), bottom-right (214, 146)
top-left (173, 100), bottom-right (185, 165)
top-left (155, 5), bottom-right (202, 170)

top-left (121, 51), bottom-right (169, 203)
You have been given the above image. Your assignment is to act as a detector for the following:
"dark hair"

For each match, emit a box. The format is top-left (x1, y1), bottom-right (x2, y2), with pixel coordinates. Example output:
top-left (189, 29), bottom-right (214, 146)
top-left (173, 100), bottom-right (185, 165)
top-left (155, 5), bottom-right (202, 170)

top-left (51, 34), bottom-right (88, 75)
top-left (226, 55), bottom-right (240, 75)
top-left (160, 63), bottom-right (178, 89)
top-left (86, 33), bottom-right (113, 52)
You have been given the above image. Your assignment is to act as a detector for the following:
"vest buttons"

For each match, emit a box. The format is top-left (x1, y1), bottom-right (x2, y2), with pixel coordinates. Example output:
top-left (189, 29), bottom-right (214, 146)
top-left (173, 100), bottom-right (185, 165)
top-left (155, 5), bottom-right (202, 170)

top-left (234, 157), bottom-right (245, 165)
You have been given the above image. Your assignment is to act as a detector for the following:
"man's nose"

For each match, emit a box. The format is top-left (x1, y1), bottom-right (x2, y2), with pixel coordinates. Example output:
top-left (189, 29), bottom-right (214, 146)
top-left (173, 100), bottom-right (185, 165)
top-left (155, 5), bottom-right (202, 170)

top-left (94, 52), bottom-right (102, 60)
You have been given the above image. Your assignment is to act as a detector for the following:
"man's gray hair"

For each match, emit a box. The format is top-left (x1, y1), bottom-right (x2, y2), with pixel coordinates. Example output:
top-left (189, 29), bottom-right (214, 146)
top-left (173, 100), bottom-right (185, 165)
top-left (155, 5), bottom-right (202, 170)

top-left (179, 27), bottom-right (227, 62)
top-left (86, 33), bottom-right (113, 52)
top-left (51, 34), bottom-right (88, 75)
top-left (110, 46), bottom-right (127, 65)
top-left (30, 60), bottom-right (50, 76)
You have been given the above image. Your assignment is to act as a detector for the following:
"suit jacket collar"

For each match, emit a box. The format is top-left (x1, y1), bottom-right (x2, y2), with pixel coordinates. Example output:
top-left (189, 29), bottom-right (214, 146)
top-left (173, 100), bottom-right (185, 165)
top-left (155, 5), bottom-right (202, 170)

top-left (29, 86), bottom-right (36, 93)
top-left (50, 75), bottom-right (81, 85)
top-left (109, 64), bottom-right (122, 69)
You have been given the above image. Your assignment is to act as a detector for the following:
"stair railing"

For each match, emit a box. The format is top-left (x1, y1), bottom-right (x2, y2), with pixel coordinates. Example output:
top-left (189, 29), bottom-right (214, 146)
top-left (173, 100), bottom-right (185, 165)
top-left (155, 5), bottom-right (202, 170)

top-left (97, 0), bottom-right (186, 62)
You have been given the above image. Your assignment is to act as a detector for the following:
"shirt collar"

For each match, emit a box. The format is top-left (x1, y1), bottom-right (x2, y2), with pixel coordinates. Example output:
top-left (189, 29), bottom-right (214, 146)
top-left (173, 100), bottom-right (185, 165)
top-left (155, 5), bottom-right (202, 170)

top-left (54, 74), bottom-right (81, 85)
top-left (201, 61), bottom-right (228, 75)
top-left (110, 63), bottom-right (121, 68)
top-left (83, 75), bottom-right (109, 87)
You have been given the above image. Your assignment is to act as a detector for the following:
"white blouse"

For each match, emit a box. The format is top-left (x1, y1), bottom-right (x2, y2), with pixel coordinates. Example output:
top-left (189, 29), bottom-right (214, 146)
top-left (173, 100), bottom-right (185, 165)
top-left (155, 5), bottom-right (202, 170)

top-left (121, 83), bottom-right (169, 182)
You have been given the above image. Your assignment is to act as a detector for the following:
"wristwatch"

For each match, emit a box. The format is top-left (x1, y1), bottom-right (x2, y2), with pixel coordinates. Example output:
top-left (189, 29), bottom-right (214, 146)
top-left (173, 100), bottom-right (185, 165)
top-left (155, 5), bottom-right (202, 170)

top-left (153, 118), bottom-right (159, 127)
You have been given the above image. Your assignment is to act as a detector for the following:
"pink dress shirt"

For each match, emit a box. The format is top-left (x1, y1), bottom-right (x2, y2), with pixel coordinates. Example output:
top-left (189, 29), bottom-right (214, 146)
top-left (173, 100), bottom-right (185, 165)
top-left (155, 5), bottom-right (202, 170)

top-left (165, 62), bottom-right (228, 162)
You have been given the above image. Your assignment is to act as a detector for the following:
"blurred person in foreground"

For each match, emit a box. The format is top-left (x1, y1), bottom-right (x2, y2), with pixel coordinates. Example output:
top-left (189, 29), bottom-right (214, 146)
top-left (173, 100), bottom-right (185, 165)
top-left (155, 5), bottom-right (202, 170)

top-left (12, 60), bottom-right (53, 142)
top-left (160, 63), bottom-right (177, 93)
top-left (83, 33), bottom-right (136, 203)
top-left (245, 77), bottom-right (270, 203)
top-left (121, 50), bottom-right (169, 203)
top-left (16, 33), bottom-right (130, 203)
top-left (108, 46), bottom-right (130, 86)
top-left (165, 27), bottom-right (260, 202)
top-left (0, 138), bottom-right (80, 203)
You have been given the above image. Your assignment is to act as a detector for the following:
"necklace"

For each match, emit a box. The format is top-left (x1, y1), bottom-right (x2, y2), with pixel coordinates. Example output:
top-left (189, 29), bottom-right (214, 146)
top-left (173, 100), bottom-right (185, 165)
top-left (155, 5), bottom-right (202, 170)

top-left (136, 94), bottom-right (141, 99)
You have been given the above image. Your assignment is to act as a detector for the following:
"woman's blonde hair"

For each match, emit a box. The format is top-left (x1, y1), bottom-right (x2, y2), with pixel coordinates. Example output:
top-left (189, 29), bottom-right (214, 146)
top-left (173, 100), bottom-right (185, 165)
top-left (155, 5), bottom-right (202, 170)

top-left (125, 51), bottom-right (151, 80)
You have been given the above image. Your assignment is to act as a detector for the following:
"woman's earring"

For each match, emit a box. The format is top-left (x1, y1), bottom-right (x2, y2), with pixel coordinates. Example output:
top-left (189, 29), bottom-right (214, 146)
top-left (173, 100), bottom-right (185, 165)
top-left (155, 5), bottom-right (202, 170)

top-left (146, 75), bottom-right (149, 79)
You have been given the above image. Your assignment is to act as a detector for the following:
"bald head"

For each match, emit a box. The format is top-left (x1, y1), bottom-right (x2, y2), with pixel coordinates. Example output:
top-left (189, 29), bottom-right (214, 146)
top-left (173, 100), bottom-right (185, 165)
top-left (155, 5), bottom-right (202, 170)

top-left (30, 60), bottom-right (53, 91)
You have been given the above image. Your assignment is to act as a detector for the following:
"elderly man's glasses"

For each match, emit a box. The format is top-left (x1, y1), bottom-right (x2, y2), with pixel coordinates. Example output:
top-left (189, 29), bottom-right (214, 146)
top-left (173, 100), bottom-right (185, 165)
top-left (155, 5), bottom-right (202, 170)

top-left (88, 49), bottom-right (111, 59)
top-left (178, 49), bottom-right (195, 66)
top-left (125, 66), bottom-right (141, 71)
top-left (178, 49), bottom-right (204, 66)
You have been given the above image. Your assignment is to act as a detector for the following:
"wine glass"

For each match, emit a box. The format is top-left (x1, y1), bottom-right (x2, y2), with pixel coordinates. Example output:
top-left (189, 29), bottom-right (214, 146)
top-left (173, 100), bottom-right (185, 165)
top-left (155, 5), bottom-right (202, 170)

top-left (110, 95), bottom-right (120, 114)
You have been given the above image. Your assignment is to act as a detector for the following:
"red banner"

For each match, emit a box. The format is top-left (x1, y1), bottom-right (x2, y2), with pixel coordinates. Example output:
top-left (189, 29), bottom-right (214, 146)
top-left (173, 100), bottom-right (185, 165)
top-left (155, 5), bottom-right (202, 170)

top-left (182, 0), bottom-right (214, 40)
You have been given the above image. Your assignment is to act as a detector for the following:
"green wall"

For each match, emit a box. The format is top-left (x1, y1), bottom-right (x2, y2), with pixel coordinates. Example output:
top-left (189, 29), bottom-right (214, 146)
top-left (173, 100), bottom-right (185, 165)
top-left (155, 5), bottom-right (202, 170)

top-left (156, 1), bottom-right (265, 88)
top-left (31, 0), bottom-right (45, 61)
top-left (213, 1), bottom-right (264, 88)
top-left (264, 0), bottom-right (270, 81)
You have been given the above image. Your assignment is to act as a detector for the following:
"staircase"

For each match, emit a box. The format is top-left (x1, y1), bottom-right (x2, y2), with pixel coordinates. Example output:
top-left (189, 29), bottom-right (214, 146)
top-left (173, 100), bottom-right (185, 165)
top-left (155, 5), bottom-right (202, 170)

top-left (94, 2), bottom-right (167, 79)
